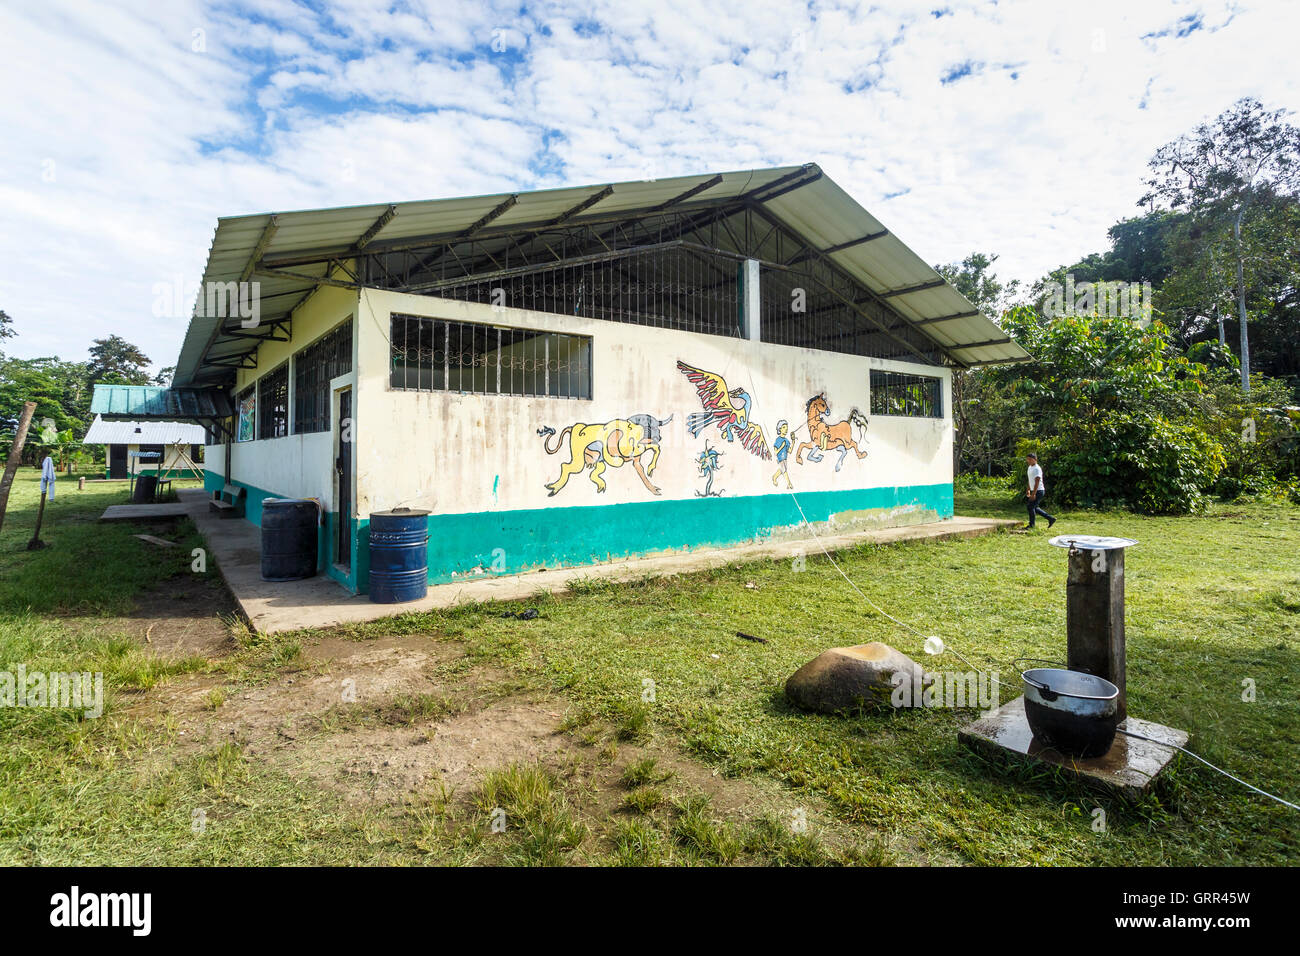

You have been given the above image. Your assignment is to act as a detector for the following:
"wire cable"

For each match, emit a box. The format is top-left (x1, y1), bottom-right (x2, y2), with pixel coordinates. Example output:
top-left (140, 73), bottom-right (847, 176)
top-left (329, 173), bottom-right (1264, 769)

top-left (1116, 728), bottom-right (1300, 812)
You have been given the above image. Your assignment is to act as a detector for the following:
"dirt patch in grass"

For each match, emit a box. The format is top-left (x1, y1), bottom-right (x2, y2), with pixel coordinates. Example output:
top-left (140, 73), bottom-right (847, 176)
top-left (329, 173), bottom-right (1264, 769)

top-left (122, 571), bottom-right (239, 660)
top-left (135, 624), bottom-right (904, 863)
top-left (292, 697), bottom-right (568, 805)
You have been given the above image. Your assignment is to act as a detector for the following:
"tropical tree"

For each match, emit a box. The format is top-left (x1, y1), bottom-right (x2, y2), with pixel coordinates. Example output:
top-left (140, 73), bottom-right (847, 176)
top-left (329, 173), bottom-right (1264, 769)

top-left (87, 335), bottom-right (153, 384)
top-left (1143, 97), bottom-right (1300, 391)
top-left (935, 252), bottom-right (1022, 472)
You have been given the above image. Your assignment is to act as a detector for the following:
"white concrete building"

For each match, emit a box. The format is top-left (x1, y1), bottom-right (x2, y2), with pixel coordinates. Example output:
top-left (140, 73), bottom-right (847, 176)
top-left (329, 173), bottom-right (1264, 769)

top-left (99, 166), bottom-right (1028, 594)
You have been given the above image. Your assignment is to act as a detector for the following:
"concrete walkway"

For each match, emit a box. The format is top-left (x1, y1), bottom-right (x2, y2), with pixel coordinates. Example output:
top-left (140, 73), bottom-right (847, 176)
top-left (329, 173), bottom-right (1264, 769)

top-left (177, 490), bottom-right (1016, 634)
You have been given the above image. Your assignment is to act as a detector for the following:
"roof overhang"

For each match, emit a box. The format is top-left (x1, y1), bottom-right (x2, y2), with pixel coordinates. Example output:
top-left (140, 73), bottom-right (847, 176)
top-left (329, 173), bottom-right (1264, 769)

top-left (90, 384), bottom-right (233, 421)
top-left (173, 165), bottom-right (1031, 385)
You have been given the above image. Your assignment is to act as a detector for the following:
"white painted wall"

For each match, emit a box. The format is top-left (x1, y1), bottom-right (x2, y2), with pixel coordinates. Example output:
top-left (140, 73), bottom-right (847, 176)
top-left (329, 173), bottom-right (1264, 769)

top-left (203, 285), bottom-right (359, 508)
top-left (353, 289), bottom-right (952, 518)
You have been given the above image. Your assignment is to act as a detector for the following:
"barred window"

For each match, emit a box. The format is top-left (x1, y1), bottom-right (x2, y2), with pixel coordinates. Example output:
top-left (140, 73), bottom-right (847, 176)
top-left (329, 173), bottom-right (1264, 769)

top-left (258, 363), bottom-right (289, 439)
top-left (870, 370), bottom-right (943, 418)
top-left (294, 320), bottom-right (353, 434)
top-left (390, 314), bottom-right (592, 400)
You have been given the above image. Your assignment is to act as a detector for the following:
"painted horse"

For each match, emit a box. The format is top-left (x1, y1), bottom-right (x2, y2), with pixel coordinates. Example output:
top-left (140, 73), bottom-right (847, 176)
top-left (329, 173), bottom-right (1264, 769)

top-left (794, 393), bottom-right (868, 472)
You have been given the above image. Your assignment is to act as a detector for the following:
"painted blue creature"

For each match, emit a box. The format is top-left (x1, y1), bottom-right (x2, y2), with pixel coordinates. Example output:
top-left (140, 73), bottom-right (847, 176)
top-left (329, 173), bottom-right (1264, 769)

top-left (694, 441), bottom-right (724, 497)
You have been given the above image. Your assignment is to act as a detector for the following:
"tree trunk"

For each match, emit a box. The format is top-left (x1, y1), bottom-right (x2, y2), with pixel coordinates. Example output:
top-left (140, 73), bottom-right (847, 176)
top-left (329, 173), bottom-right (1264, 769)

top-left (0, 401), bottom-right (37, 533)
top-left (1233, 208), bottom-right (1250, 392)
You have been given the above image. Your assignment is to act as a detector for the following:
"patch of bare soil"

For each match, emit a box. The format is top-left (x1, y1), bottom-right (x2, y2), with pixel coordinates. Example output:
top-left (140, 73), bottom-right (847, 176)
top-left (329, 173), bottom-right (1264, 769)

top-left (123, 572), bottom-right (239, 660)
top-left (135, 619), bottom-right (915, 861)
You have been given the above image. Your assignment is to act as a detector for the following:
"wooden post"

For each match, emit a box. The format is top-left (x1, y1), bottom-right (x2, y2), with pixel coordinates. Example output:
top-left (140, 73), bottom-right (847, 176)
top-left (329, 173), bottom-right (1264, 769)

top-left (27, 487), bottom-right (48, 550)
top-left (0, 401), bottom-right (37, 533)
top-left (1066, 545), bottom-right (1127, 721)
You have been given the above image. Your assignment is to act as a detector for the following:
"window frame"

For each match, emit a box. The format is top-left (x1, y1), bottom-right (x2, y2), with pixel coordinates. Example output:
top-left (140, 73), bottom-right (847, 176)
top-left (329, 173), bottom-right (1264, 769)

top-left (869, 369), bottom-right (944, 419)
top-left (389, 313), bottom-right (592, 400)
top-left (293, 319), bottom-right (354, 435)
top-left (257, 362), bottom-right (290, 440)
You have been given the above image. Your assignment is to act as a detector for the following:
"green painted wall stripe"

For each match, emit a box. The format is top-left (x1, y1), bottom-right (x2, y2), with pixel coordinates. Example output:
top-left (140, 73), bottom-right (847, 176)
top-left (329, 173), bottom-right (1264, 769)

top-left (420, 483), bottom-right (952, 584)
top-left (203, 470), bottom-right (362, 593)
top-left (207, 470), bottom-right (952, 594)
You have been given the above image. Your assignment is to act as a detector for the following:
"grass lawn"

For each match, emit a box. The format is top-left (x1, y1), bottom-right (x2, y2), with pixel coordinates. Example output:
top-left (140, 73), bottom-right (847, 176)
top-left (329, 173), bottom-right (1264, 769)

top-left (2, 468), bottom-right (1297, 865)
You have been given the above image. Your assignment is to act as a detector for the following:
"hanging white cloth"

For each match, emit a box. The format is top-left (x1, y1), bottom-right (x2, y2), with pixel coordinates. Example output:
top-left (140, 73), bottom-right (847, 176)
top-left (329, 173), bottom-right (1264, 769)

top-left (40, 455), bottom-right (56, 501)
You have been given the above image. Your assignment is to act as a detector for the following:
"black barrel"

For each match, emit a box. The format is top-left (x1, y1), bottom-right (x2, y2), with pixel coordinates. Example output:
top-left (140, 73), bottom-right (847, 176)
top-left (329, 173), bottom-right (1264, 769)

top-left (133, 474), bottom-right (158, 502)
top-left (369, 508), bottom-right (429, 603)
top-left (261, 498), bottom-right (318, 582)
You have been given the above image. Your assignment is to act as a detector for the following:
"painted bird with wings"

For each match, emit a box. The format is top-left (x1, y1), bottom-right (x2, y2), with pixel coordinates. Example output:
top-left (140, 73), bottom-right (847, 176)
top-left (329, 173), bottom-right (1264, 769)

top-left (676, 360), bottom-right (772, 461)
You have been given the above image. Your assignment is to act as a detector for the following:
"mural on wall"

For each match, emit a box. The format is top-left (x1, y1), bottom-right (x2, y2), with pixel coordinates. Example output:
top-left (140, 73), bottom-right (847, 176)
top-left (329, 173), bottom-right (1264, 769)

top-left (694, 441), bottom-right (725, 497)
top-left (539, 414), bottom-right (672, 497)
top-left (794, 393), bottom-right (869, 472)
top-left (236, 392), bottom-right (256, 443)
top-left (771, 420), bottom-right (793, 489)
top-left (676, 360), bottom-right (772, 460)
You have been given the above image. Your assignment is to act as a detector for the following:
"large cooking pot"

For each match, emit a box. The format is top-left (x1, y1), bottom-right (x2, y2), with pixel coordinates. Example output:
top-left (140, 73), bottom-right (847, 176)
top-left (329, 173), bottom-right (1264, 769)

top-left (1019, 661), bottom-right (1120, 758)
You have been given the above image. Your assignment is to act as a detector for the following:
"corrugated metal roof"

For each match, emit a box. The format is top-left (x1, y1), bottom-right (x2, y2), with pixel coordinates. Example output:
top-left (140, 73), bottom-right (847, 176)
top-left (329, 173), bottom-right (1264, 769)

top-left (90, 384), bottom-right (233, 419)
top-left (82, 416), bottom-right (207, 445)
top-left (174, 164), bottom-right (1030, 384)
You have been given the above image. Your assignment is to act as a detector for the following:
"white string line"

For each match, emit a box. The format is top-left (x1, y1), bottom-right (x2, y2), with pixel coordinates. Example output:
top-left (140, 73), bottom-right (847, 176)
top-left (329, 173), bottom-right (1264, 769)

top-left (1116, 728), bottom-right (1300, 812)
top-left (784, 485), bottom-right (1015, 687)
top-left (783, 486), bottom-right (1299, 813)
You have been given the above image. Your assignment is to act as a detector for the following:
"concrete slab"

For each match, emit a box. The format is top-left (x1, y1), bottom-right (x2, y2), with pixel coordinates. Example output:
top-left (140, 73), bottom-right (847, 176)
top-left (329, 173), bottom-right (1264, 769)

top-left (100, 503), bottom-right (191, 522)
top-left (176, 489), bottom-right (1017, 635)
top-left (959, 695), bottom-right (1189, 798)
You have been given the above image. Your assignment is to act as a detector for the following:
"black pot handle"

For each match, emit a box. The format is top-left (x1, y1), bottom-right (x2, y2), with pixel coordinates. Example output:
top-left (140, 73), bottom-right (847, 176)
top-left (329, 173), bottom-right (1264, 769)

top-left (1015, 658), bottom-right (1068, 702)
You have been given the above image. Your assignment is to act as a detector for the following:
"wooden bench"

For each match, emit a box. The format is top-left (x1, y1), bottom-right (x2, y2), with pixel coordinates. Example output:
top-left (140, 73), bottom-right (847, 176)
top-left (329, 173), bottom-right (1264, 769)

top-left (210, 484), bottom-right (246, 518)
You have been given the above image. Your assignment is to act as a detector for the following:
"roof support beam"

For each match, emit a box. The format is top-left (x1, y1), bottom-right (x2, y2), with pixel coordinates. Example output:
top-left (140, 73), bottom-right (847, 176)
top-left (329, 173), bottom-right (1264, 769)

top-left (879, 278), bottom-right (947, 298)
top-left (948, 337), bottom-right (1013, 350)
top-left (651, 174), bottom-right (723, 211)
top-left (253, 266), bottom-right (360, 290)
top-left (912, 310), bottom-right (981, 326)
top-left (239, 216), bottom-right (279, 283)
top-left (550, 185), bottom-right (614, 226)
top-left (747, 165), bottom-right (822, 205)
top-left (353, 205), bottom-right (397, 251)
top-left (463, 195), bottom-right (518, 237)
top-left (785, 229), bottom-right (889, 266)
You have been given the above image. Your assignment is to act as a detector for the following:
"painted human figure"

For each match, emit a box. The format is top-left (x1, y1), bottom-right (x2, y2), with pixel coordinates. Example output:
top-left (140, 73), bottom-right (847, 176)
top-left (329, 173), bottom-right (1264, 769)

top-left (771, 420), bottom-right (793, 489)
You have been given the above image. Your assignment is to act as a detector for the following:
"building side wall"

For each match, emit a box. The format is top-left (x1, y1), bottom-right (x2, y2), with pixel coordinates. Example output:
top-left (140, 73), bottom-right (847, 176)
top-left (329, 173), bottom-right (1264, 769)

top-left (202, 285), bottom-right (360, 587)
top-left (354, 289), bottom-right (953, 585)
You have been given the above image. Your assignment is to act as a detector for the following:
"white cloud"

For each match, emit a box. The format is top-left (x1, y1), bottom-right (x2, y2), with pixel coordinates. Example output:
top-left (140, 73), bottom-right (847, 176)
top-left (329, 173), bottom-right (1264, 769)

top-left (1, 0), bottom-right (1296, 367)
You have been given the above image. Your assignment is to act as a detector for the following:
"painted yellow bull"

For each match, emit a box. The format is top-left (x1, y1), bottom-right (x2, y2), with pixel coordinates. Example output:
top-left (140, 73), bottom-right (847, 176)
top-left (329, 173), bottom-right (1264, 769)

top-left (541, 414), bottom-right (672, 496)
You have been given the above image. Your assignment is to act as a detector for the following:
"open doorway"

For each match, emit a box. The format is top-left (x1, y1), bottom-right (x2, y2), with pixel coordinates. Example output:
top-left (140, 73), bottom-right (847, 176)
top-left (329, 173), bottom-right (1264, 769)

top-left (334, 387), bottom-right (353, 573)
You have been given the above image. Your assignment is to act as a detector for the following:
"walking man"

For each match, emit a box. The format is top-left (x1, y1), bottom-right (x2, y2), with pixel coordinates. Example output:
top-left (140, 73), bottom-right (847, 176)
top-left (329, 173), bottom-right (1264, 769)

top-left (1025, 452), bottom-right (1056, 529)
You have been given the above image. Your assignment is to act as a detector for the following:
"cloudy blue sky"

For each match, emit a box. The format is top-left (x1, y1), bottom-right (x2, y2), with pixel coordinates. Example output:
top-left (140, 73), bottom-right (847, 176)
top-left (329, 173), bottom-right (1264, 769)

top-left (1, 0), bottom-right (1295, 371)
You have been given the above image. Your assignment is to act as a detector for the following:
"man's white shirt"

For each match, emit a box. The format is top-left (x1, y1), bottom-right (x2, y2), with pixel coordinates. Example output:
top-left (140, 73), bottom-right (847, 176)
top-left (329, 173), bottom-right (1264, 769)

top-left (1027, 463), bottom-right (1045, 493)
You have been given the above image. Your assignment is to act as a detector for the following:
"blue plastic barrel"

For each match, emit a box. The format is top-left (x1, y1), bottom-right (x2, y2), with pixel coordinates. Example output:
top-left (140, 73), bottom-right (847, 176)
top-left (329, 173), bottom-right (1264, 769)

top-left (368, 508), bottom-right (430, 603)
top-left (261, 498), bottom-right (319, 581)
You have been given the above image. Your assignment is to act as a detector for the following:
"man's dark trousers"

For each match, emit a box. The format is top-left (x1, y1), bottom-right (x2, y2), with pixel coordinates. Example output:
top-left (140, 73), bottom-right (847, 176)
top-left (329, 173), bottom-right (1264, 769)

top-left (1027, 489), bottom-right (1054, 527)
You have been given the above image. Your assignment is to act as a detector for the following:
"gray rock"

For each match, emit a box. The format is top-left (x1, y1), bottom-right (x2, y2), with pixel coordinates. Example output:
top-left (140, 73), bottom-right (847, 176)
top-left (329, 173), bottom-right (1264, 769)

top-left (785, 642), bottom-right (925, 713)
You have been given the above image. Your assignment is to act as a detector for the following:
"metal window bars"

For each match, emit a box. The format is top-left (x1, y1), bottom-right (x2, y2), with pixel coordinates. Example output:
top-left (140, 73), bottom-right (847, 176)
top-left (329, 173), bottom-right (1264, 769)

top-left (293, 320), bottom-right (353, 434)
top-left (390, 314), bottom-right (592, 400)
top-left (257, 363), bottom-right (290, 438)
top-left (869, 369), bottom-right (944, 418)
